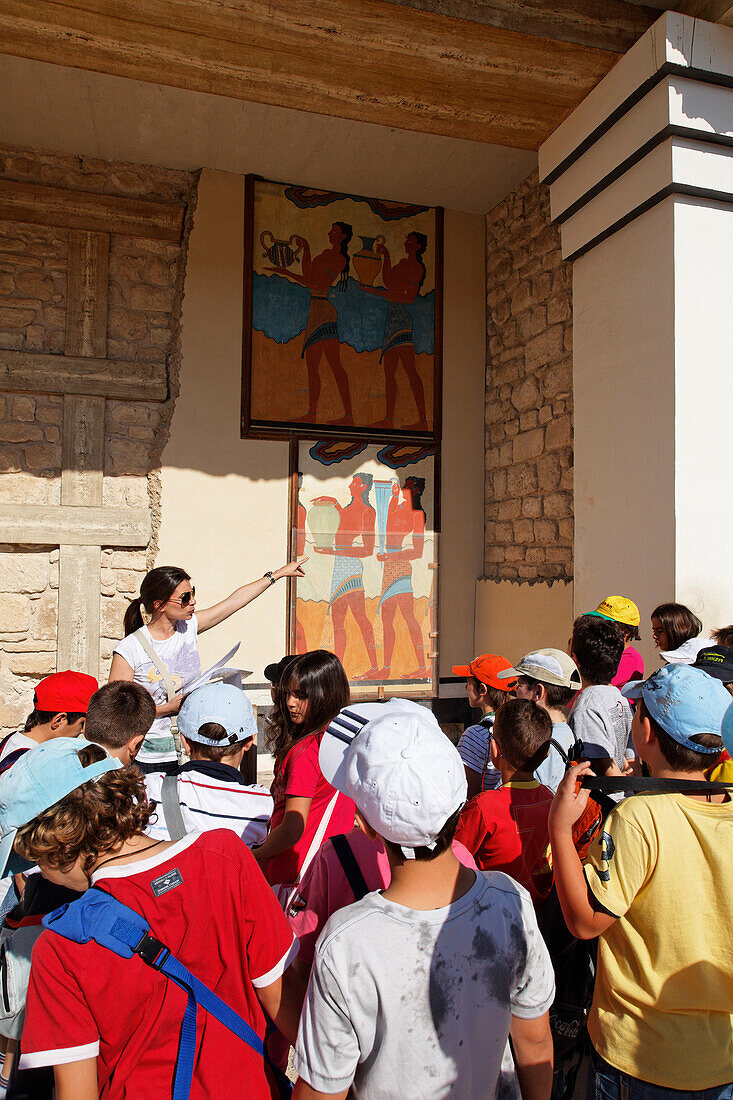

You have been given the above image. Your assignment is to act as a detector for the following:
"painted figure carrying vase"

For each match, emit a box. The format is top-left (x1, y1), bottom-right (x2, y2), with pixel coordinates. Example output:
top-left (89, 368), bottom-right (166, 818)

top-left (352, 234), bottom-right (385, 286)
top-left (260, 230), bottom-right (303, 269)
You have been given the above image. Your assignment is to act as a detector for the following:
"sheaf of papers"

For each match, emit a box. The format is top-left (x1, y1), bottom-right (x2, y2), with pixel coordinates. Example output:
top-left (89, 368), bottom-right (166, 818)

top-left (181, 643), bottom-right (252, 696)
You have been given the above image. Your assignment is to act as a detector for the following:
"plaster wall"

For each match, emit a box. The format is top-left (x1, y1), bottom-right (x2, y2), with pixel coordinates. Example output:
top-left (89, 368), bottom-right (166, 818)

top-left (572, 198), bottom-right (676, 672)
top-left (674, 196), bottom-right (733, 634)
top-left (159, 170), bottom-right (486, 699)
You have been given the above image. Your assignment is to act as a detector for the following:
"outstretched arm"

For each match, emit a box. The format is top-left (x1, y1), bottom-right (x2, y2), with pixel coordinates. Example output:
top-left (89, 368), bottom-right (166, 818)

top-left (196, 558), bottom-right (308, 633)
top-left (548, 762), bottom-right (617, 940)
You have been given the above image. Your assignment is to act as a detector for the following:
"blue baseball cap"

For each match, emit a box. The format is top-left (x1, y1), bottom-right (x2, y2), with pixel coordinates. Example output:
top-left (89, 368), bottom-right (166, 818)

top-left (0, 737), bottom-right (121, 877)
top-left (622, 664), bottom-right (729, 753)
top-left (178, 683), bottom-right (257, 747)
top-left (722, 704), bottom-right (733, 758)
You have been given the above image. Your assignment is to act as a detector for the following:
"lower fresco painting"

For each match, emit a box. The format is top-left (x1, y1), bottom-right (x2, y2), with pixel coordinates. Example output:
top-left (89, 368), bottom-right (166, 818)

top-left (290, 440), bottom-right (438, 695)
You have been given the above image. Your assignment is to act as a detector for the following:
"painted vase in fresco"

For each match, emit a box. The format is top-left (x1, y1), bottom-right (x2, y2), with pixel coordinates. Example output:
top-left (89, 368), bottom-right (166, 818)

top-left (260, 231), bottom-right (304, 269)
top-left (352, 234), bottom-right (386, 286)
top-left (306, 503), bottom-right (340, 550)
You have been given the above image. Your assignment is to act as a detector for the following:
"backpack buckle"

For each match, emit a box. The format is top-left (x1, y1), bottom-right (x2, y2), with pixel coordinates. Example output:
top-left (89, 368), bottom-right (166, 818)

top-left (132, 931), bottom-right (170, 970)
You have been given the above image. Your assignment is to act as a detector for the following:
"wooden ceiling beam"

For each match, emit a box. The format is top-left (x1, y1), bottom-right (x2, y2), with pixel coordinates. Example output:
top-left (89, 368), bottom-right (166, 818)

top-left (380, 0), bottom-right (658, 54)
top-left (0, 0), bottom-right (624, 149)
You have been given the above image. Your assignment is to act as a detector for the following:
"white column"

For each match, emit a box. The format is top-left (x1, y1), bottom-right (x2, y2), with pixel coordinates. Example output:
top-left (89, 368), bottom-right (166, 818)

top-left (540, 12), bottom-right (733, 662)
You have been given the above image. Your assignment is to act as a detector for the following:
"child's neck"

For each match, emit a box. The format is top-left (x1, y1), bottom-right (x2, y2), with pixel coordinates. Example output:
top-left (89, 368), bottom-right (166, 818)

top-left (645, 756), bottom-right (729, 802)
top-left (544, 704), bottom-right (566, 725)
top-left (499, 762), bottom-right (535, 785)
top-left (580, 676), bottom-right (609, 691)
top-left (477, 703), bottom-right (495, 718)
top-left (92, 833), bottom-right (175, 875)
top-left (383, 846), bottom-right (475, 911)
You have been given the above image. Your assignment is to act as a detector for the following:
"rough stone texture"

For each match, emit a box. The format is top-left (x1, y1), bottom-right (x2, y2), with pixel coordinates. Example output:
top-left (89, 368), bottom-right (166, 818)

top-left (485, 169), bottom-right (574, 583)
top-left (0, 145), bottom-right (199, 731)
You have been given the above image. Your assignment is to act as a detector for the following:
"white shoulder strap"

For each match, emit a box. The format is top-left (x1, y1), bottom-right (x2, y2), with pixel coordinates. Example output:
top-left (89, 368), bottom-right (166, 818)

top-left (282, 789), bottom-right (341, 912)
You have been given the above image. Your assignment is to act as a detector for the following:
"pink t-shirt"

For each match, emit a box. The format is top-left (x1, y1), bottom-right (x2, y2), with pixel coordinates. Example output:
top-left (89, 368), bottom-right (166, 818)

top-left (290, 827), bottom-right (477, 969)
top-left (261, 731), bottom-right (355, 888)
top-left (612, 644), bottom-right (644, 689)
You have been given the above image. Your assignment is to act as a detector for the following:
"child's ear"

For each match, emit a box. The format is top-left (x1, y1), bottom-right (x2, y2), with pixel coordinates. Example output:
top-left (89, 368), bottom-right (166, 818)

top-left (178, 734), bottom-right (191, 758)
top-left (243, 736), bottom-right (256, 753)
top-left (489, 736), bottom-right (502, 768)
top-left (129, 733), bottom-right (146, 760)
top-left (354, 810), bottom-right (378, 841)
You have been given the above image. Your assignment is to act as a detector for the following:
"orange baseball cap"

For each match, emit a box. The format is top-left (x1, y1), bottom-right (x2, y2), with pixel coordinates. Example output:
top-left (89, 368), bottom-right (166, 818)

top-left (451, 654), bottom-right (517, 691)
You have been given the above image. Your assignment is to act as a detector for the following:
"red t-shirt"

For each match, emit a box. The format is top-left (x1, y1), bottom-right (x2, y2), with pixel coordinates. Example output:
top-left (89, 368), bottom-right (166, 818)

top-left (261, 732), bottom-right (355, 887)
top-left (21, 831), bottom-right (297, 1098)
top-left (455, 780), bottom-right (554, 902)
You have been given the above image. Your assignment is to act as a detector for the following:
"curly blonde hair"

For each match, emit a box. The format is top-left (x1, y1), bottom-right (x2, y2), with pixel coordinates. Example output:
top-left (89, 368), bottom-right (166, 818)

top-left (15, 744), bottom-right (154, 876)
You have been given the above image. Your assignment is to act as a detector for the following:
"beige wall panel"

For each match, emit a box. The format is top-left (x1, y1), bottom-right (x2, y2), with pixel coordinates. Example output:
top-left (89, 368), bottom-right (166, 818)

top-left (475, 578), bottom-right (574, 663)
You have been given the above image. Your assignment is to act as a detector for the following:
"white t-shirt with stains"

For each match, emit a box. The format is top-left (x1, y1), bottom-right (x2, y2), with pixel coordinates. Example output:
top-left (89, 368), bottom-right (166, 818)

top-left (294, 871), bottom-right (554, 1100)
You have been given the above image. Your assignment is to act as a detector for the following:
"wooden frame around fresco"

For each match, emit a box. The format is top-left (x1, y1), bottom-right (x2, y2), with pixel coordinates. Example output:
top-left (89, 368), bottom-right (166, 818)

top-left (286, 437), bottom-right (441, 700)
top-left (241, 174), bottom-right (444, 444)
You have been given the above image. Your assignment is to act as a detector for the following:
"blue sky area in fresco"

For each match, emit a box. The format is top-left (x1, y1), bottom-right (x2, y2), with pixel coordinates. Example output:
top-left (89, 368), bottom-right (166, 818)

top-left (252, 273), bottom-right (435, 355)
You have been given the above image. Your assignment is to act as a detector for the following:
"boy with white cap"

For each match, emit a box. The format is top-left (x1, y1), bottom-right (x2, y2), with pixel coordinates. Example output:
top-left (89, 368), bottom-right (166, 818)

top-left (144, 683), bottom-right (273, 847)
top-left (550, 664), bottom-right (733, 1099)
top-left (499, 649), bottom-right (581, 791)
top-left (293, 705), bottom-right (554, 1100)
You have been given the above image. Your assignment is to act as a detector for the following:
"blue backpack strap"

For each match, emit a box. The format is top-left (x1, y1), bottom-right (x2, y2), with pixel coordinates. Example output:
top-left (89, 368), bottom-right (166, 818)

top-left (43, 889), bottom-right (270, 1100)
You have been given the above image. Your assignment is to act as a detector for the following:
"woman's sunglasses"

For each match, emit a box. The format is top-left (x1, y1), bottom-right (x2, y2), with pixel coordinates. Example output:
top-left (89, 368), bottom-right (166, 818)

top-left (168, 587), bottom-right (195, 607)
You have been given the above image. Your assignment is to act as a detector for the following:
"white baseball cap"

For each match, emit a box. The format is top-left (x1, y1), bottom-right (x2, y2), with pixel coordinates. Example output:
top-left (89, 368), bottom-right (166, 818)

top-left (497, 648), bottom-right (581, 690)
top-left (320, 700), bottom-right (466, 857)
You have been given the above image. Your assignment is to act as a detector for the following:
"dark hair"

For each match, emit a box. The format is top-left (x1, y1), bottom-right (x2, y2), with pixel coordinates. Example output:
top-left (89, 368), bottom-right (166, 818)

top-left (15, 745), bottom-right (152, 876)
top-left (638, 698), bottom-right (723, 772)
top-left (493, 698), bottom-right (552, 772)
top-left (186, 722), bottom-right (253, 763)
top-left (713, 625), bottom-right (733, 648)
top-left (403, 476), bottom-right (426, 518)
top-left (24, 709), bottom-right (85, 732)
top-left (571, 614), bottom-right (624, 684)
top-left (651, 603), bottom-right (702, 652)
top-left (408, 231), bottom-right (428, 292)
top-left (383, 807), bottom-right (461, 863)
top-left (354, 471), bottom-right (373, 505)
top-left (124, 566), bottom-right (191, 635)
top-left (620, 624), bottom-right (641, 642)
top-left (266, 650), bottom-right (350, 771)
top-left (519, 676), bottom-right (575, 710)
top-left (468, 676), bottom-right (506, 713)
top-left (333, 222), bottom-right (352, 291)
top-left (84, 682), bottom-right (156, 750)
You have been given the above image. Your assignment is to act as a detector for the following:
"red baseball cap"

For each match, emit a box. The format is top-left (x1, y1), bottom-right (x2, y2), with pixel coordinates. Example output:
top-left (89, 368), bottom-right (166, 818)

top-left (34, 671), bottom-right (99, 714)
top-left (451, 654), bottom-right (517, 691)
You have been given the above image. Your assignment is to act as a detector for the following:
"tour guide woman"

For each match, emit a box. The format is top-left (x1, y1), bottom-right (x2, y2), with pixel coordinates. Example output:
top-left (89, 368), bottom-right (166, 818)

top-left (109, 558), bottom-right (307, 773)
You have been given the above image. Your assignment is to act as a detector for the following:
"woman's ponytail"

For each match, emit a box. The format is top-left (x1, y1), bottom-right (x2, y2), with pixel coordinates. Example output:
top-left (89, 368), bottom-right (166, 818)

top-left (123, 596), bottom-right (144, 636)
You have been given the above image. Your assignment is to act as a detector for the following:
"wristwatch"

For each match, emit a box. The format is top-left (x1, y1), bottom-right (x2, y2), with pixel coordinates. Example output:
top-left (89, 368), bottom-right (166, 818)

top-left (264, 571), bottom-right (277, 585)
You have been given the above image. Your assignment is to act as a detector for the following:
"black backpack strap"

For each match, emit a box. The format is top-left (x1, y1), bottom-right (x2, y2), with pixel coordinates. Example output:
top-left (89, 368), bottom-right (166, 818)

top-left (0, 747), bottom-right (29, 775)
top-left (330, 834), bottom-right (370, 902)
top-left (580, 775), bottom-right (733, 795)
top-left (550, 734), bottom-right (585, 773)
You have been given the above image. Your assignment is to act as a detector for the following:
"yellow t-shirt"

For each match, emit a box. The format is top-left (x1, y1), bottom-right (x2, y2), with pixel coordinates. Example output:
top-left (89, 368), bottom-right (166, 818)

top-left (584, 792), bottom-right (733, 1089)
top-left (710, 757), bottom-right (733, 784)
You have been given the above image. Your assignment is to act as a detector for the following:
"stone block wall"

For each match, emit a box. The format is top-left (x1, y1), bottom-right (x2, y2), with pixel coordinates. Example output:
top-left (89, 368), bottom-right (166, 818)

top-left (0, 145), bottom-right (198, 732)
top-left (484, 169), bottom-right (574, 583)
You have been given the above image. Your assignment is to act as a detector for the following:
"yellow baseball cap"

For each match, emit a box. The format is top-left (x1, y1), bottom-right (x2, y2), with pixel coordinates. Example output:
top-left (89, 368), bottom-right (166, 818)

top-left (589, 595), bottom-right (640, 628)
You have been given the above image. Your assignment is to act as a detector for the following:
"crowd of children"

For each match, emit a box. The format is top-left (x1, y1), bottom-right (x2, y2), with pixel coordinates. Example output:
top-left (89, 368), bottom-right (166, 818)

top-left (0, 588), bottom-right (731, 1100)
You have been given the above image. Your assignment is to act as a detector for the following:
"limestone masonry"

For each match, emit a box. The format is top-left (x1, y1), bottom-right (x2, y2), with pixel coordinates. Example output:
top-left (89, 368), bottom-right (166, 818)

top-left (484, 169), bottom-right (573, 585)
top-left (0, 145), bottom-right (198, 732)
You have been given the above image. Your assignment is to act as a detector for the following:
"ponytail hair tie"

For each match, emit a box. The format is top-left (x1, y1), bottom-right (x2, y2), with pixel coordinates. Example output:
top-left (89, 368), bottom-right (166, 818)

top-left (140, 602), bottom-right (152, 626)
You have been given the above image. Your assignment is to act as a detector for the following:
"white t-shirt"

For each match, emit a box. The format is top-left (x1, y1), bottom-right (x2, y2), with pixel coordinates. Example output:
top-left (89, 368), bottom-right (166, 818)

top-left (144, 761), bottom-right (273, 848)
top-left (568, 684), bottom-right (632, 768)
top-left (114, 617), bottom-right (201, 763)
top-left (535, 720), bottom-right (576, 792)
top-left (0, 731), bottom-right (37, 762)
top-left (294, 870), bottom-right (554, 1100)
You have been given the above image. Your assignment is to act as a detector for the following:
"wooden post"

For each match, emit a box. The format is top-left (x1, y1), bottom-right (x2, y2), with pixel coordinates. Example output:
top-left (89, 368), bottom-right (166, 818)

top-left (57, 230), bottom-right (109, 678)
